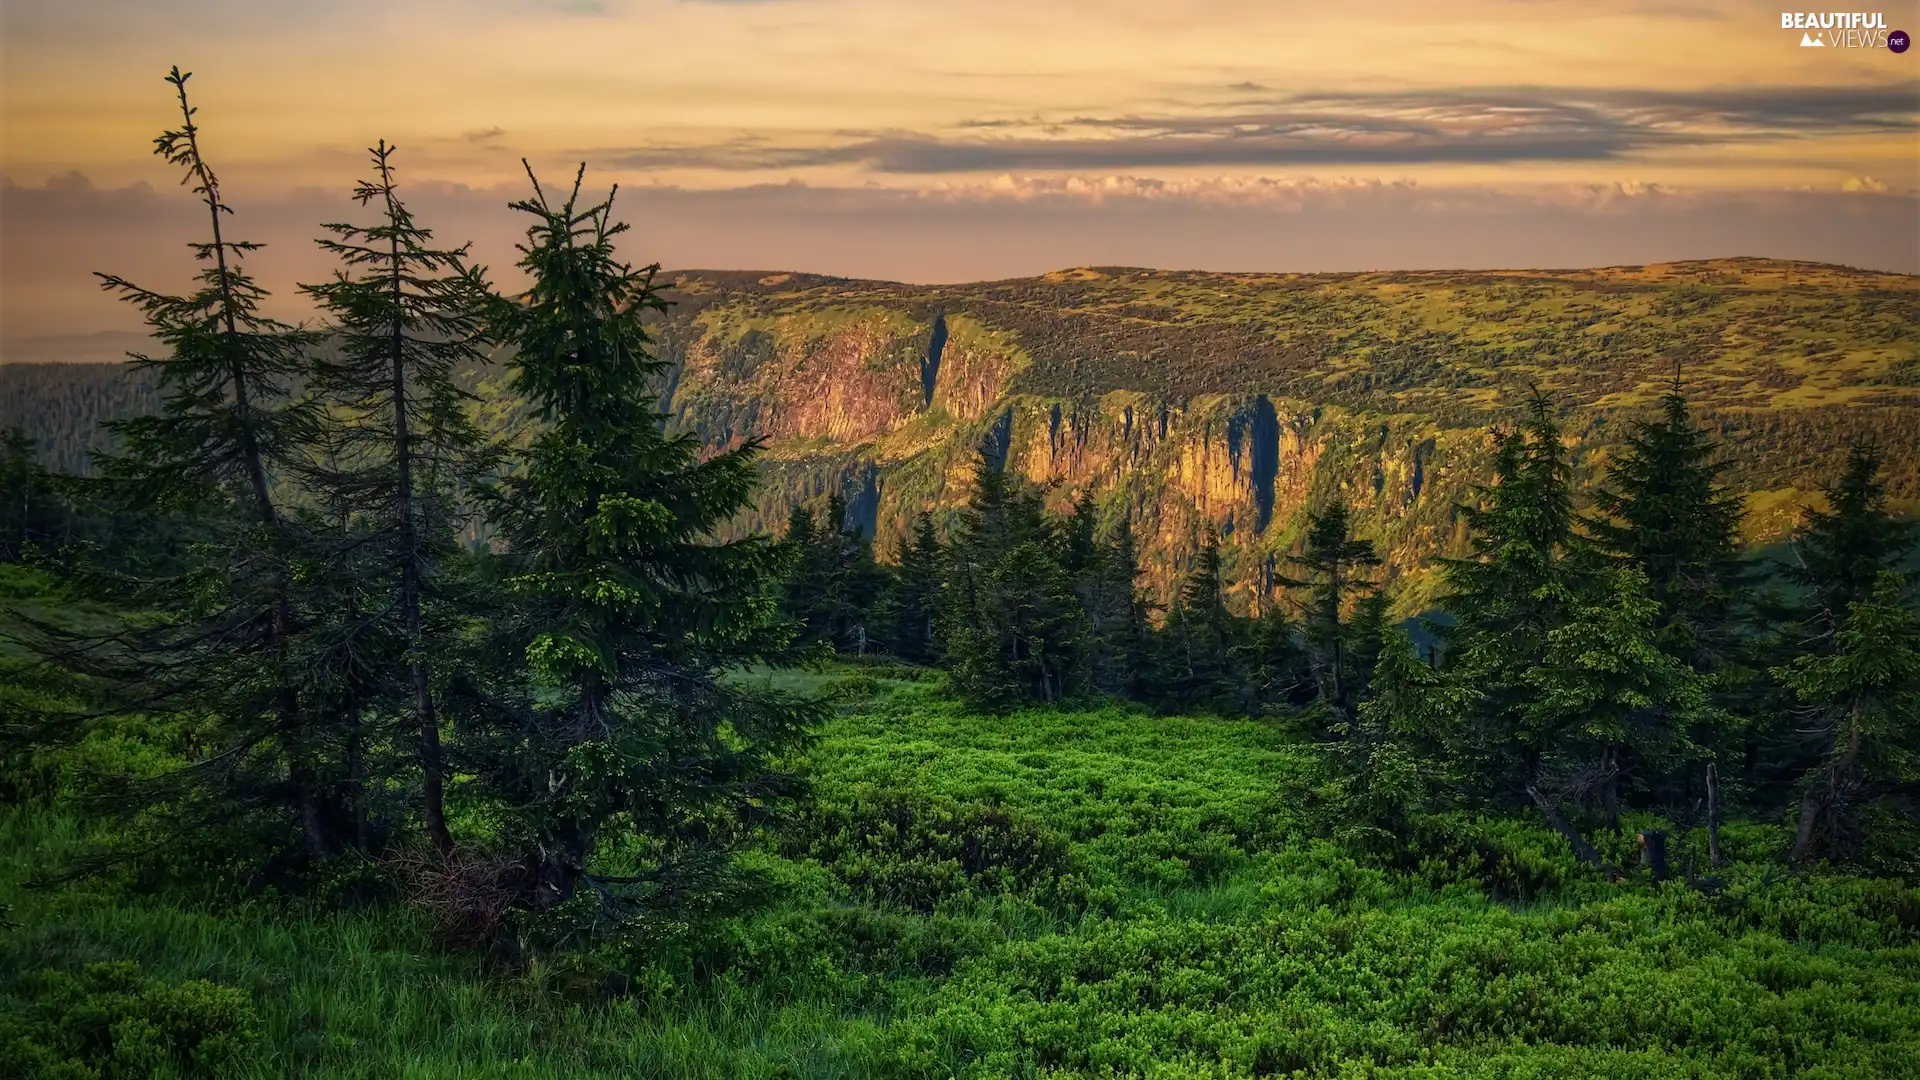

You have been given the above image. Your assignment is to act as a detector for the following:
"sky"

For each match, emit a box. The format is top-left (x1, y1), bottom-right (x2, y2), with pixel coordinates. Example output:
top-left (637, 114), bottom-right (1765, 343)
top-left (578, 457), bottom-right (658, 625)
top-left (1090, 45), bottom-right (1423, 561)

top-left (3, 0), bottom-right (1917, 348)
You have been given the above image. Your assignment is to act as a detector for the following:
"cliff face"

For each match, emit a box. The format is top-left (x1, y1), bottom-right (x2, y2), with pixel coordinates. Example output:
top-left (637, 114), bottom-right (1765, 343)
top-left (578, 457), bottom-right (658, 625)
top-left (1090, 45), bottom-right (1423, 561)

top-left (10, 263), bottom-right (1909, 612)
top-left (648, 262), bottom-right (1920, 612)
top-left (663, 312), bottom-right (1496, 613)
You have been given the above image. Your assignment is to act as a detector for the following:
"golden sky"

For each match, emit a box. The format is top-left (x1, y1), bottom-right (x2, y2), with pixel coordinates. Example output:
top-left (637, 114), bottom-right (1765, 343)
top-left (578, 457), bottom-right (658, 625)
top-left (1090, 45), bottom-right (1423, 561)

top-left (3, 0), bottom-right (1917, 344)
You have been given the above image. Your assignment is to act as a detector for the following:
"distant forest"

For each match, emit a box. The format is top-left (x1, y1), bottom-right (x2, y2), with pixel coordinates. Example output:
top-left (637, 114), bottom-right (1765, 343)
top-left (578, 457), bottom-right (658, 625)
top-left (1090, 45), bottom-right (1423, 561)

top-left (0, 363), bottom-right (158, 475)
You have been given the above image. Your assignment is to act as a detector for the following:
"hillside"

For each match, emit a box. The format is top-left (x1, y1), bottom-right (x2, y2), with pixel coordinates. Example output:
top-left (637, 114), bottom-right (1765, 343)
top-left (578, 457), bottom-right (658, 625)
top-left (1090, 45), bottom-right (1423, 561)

top-left (5, 258), bottom-right (1917, 609)
top-left (646, 258), bottom-right (1920, 610)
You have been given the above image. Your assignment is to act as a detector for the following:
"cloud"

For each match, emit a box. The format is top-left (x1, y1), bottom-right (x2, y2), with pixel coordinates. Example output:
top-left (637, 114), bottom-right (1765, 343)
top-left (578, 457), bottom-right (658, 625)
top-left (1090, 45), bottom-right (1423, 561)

top-left (462, 126), bottom-right (507, 144)
top-left (1842, 176), bottom-right (1888, 193)
top-left (6, 169), bottom-right (1914, 345)
top-left (593, 83), bottom-right (1920, 174)
top-left (1, 172), bottom-right (168, 225)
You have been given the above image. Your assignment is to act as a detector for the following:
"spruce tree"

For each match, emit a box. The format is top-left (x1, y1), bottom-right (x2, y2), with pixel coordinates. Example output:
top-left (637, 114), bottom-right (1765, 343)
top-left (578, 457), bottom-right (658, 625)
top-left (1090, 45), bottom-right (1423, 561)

top-left (1774, 572), bottom-right (1919, 866)
top-left (1790, 443), bottom-right (1918, 640)
top-left (1434, 395), bottom-right (1588, 815)
top-left (0, 429), bottom-right (76, 562)
top-left (1591, 386), bottom-right (1749, 671)
top-left (1283, 500), bottom-right (1382, 715)
top-left (817, 492), bottom-right (885, 652)
top-left (1518, 566), bottom-right (1719, 840)
top-left (885, 511), bottom-right (943, 662)
top-left (1078, 508), bottom-right (1150, 697)
top-left (299, 141), bottom-right (497, 853)
top-left (778, 505), bottom-right (828, 644)
top-left (76, 68), bottom-right (337, 861)
top-left (1239, 605), bottom-right (1309, 714)
top-left (1156, 530), bottom-right (1242, 712)
top-left (1320, 626), bottom-right (1471, 843)
top-left (940, 445), bottom-right (1082, 709)
top-left (478, 164), bottom-right (814, 933)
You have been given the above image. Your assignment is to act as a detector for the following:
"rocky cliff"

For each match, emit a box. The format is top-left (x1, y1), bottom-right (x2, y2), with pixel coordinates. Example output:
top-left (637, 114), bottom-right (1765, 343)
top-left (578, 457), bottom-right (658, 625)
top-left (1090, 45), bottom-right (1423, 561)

top-left (643, 261), bottom-right (1920, 613)
top-left (10, 260), bottom-right (1912, 613)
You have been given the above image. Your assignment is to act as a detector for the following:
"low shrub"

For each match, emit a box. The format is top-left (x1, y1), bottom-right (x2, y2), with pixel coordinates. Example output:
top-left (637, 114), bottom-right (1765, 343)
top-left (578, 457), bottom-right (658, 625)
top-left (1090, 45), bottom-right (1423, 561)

top-left (0, 962), bottom-right (260, 1080)
top-left (782, 792), bottom-right (1083, 913)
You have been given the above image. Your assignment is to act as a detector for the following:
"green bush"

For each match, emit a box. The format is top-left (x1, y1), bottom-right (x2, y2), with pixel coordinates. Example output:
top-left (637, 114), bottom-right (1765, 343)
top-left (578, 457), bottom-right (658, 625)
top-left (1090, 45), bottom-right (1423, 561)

top-left (783, 792), bottom-right (1083, 913)
top-left (0, 962), bottom-right (259, 1080)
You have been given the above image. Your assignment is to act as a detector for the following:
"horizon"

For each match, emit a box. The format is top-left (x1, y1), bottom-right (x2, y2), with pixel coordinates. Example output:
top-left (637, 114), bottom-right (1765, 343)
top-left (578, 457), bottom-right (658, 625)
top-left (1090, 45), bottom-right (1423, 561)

top-left (5, 1), bottom-right (1918, 343)
top-left (5, 254), bottom-right (1914, 362)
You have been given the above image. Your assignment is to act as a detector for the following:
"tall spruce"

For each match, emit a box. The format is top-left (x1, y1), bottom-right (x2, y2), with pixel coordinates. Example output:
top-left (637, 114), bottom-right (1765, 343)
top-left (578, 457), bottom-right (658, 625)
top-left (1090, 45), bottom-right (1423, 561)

top-left (481, 164), bottom-right (814, 932)
top-left (886, 511), bottom-right (943, 662)
top-left (1283, 500), bottom-right (1382, 715)
top-left (1320, 627), bottom-right (1471, 843)
top-left (1156, 530), bottom-right (1243, 712)
top-left (1435, 396), bottom-right (1589, 819)
top-left (778, 505), bottom-right (827, 644)
top-left (1790, 443), bottom-right (1918, 641)
top-left (1518, 566), bottom-right (1718, 841)
top-left (817, 493), bottom-right (885, 653)
top-left (299, 142), bottom-right (496, 853)
top-left (940, 445), bottom-right (1082, 709)
top-left (1774, 572), bottom-right (1919, 867)
top-left (1591, 386), bottom-right (1749, 671)
top-left (1079, 507), bottom-right (1150, 697)
top-left (1239, 605), bottom-right (1310, 714)
top-left (1, 429), bottom-right (78, 562)
top-left (81, 68), bottom-right (336, 860)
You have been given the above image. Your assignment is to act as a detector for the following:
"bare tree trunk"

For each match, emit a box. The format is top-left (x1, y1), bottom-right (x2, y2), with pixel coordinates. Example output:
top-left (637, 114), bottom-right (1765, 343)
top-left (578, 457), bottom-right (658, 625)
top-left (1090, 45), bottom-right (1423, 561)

top-left (1790, 788), bottom-right (1823, 867)
top-left (1599, 745), bottom-right (1622, 834)
top-left (1705, 761), bottom-right (1724, 869)
top-left (1792, 722), bottom-right (1863, 868)
top-left (1527, 783), bottom-right (1603, 866)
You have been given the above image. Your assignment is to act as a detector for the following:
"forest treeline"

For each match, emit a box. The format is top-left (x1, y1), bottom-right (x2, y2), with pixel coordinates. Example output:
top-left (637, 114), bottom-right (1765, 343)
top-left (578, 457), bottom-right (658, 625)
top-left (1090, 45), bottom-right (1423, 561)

top-left (775, 387), bottom-right (1919, 871)
top-left (2, 66), bottom-right (1917, 980)
top-left (3, 70), bottom-right (820, 953)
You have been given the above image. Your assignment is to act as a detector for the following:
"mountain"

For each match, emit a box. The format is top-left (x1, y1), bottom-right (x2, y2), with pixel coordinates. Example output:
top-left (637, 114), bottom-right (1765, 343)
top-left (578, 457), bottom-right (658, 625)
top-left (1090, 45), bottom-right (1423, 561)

top-left (645, 258), bottom-right (1918, 612)
top-left (4, 258), bottom-right (1916, 611)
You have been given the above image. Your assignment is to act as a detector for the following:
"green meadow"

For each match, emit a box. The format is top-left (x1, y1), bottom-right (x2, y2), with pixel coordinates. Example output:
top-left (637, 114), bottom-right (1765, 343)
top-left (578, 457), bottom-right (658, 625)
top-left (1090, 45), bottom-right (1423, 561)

top-left (7, 664), bottom-right (1917, 1079)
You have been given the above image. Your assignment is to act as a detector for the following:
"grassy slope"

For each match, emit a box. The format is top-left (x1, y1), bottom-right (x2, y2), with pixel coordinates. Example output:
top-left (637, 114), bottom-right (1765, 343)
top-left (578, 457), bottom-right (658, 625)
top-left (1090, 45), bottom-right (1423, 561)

top-left (669, 260), bottom-right (1920, 414)
top-left (4, 669), bottom-right (1917, 1079)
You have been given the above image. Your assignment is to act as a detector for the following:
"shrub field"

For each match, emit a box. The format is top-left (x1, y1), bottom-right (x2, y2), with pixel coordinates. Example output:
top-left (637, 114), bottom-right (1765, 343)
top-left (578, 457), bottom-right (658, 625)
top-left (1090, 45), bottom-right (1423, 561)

top-left (6, 671), bottom-right (1917, 1078)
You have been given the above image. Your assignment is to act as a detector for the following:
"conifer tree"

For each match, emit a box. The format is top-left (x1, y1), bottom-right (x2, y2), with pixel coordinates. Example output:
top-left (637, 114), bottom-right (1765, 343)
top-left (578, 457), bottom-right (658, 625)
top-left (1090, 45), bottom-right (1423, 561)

top-left (1156, 530), bottom-right (1243, 712)
top-left (1435, 396), bottom-right (1589, 812)
top-left (1320, 626), bottom-right (1472, 843)
top-left (940, 445), bottom-right (1082, 709)
top-left (478, 164), bottom-right (814, 932)
top-left (1518, 566), bottom-right (1719, 842)
top-left (78, 68), bottom-right (337, 860)
top-left (299, 141), bottom-right (497, 853)
top-left (0, 429), bottom-right (76, 562)
top-left (885, 511), bottom-right (943, 662)
top-left (1775, 572), bottom-right (1919, 866)
top-left (1077, 507), bottom-right (1150, 697)
top-left (1239, 605), bottom-right (1309, 713)
top-left (1061, 491), bottom-right (1101, 582)
top-left (817, 492), bottom-right (885, 652)
top-left (1790, 443), bottom-right (1918, 640)
top-left (1591, 386), bottom-right (1749, 671)
top-left (1283, 500), bottom-right (1382, 715)
top-left (778, 504), bottom-right (828, 644)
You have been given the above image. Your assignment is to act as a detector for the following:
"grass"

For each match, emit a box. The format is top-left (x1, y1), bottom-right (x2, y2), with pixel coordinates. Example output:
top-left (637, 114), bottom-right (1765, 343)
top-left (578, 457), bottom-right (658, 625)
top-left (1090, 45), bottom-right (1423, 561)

top-left (4, 674), bottom-right (1919, 1077)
